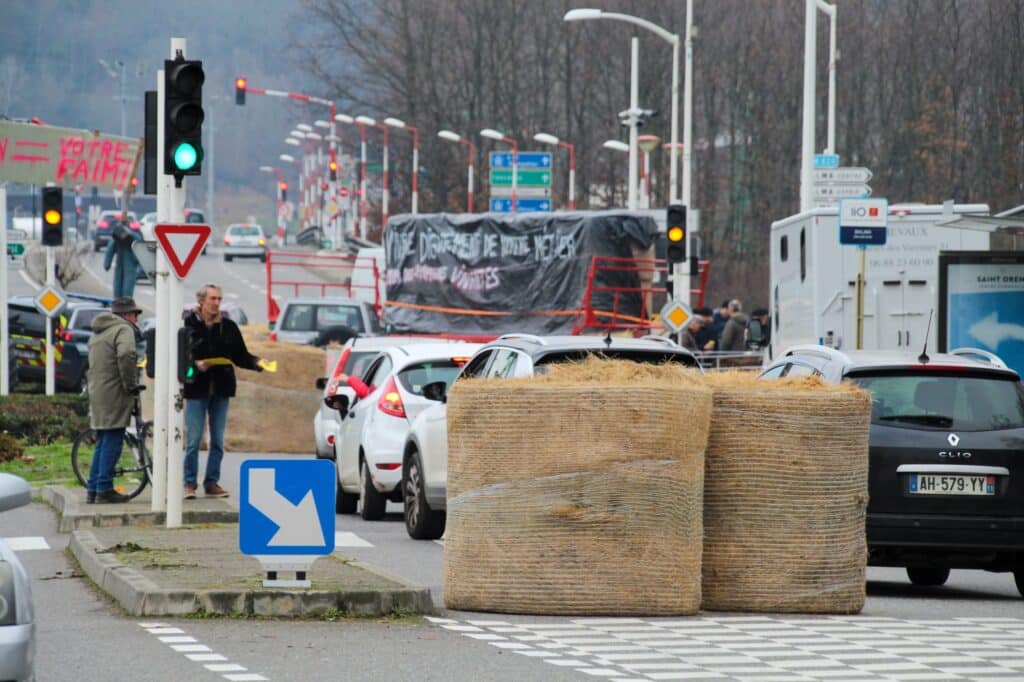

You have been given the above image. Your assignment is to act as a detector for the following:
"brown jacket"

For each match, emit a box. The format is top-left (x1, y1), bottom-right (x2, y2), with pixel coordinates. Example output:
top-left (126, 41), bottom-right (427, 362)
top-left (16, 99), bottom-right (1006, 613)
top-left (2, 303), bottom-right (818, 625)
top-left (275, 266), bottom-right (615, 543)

top-left (87, 312), bottom-right (138, 429)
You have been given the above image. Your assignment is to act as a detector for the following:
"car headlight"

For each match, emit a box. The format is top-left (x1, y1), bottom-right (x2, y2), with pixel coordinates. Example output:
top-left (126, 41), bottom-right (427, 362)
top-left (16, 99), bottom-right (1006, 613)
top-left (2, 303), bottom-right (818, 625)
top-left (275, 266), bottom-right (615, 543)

top-left (0, 561), bottom-right (17, 626)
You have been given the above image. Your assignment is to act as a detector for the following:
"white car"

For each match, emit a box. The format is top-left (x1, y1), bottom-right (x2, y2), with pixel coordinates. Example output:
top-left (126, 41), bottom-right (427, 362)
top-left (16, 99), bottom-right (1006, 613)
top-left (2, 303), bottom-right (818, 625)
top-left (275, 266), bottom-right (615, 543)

top-left (139, 211), bottom-right (158, 241)
top-left (401, 334), bottom-right (701, 539)
top-left (332, 342), bottom-right (481, 520)
top-left (313, 336), bottom-right (429, 462)
top-left (223, 223), bottom-right (267, 262)
top-left (0, 474), bottom-right (35, 682)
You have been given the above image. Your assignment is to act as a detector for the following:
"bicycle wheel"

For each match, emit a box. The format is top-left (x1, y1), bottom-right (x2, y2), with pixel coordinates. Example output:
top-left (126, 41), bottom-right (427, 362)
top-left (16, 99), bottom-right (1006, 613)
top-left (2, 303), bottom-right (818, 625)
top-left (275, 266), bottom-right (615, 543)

top-left (70, 427), bottom-right (150, 499)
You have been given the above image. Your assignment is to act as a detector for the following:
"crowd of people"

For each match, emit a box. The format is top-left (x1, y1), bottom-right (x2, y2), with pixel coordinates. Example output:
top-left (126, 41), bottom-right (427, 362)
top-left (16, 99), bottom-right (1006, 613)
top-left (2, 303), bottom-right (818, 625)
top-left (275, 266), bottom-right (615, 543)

top-left (678, 299), bottom-right (770, 353)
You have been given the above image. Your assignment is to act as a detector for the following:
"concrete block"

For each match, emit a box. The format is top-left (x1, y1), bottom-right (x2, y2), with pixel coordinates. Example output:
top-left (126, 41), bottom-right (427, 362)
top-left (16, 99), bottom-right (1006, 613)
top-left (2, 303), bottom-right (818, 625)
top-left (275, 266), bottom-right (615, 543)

top-left (141, 590), bottom-right (200, 616)
top-left (338, 590), bottom-right (382, 616)
top-left (197, 591), bottom-right (250, 616)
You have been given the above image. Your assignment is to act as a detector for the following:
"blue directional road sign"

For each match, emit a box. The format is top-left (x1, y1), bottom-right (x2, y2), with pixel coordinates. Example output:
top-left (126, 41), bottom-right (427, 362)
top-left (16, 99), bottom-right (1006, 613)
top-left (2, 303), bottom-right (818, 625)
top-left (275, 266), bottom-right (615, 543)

top-left (814, 153), bottom-right (840, 168)
top-left (490, 197), bottom-right (552, 213)
top-left (239, 459), bottom-right (335, 556)
top-left (489, 152), bottom-right (552, 169)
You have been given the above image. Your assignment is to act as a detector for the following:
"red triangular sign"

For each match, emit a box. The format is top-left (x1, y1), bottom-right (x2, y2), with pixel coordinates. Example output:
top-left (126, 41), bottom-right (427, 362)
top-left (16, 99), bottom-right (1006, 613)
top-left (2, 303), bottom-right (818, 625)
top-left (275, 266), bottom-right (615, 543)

top-left (154, 223), bottom-right (211, 279)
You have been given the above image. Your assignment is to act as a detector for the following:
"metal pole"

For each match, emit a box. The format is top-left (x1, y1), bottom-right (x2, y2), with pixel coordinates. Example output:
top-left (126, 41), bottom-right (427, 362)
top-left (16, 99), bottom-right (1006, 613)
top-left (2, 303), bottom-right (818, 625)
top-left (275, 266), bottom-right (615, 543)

top-left (329, 103), bottom-right (339, 249)
top-left (511, 141), bottom-right (518, 213)
top-left (568, 144), bottom-right (576, 210)
top-left (827, 5), bottom-right (837, 154)
top-left (45, 246), bottom-right (55, 396)
top-left (411, 131), bottom-right (419, 214)
top-left (628, 37), bottom-right (639, 210)
top-left (152, 67), bottom-right (168, 513)
top-left (669, 34), bottom-right (680, 205)
top-left (165, 37), bottom-right (187, 528)
top-left (359, 126), bottom-right (367, 237)
top-left (683, 0), bottom-right (694, 208)
top-left (0, 185), bottom-right (8, 395)
top-left (467, 143), bottom-right (474, 212)
top-left (382, 127), bottom-right (389, 230)
top-left (119, 61), bottom-right (127, 139)
top-left (856, 247), bottom-right (865, 349)
top-left (207, 104), bottom-right (215, 230)
top-left (800, 0), bottom-right (817, 211)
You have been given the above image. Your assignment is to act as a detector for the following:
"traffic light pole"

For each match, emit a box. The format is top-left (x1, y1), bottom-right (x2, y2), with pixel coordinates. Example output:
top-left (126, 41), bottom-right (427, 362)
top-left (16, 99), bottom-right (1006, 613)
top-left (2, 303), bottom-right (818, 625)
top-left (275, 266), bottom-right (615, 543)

top-left (45, 245), bottom-right (55, 395)
top-left (152, 65), bottom-right (169, 514)
top-left (0, 185), bottom-right (8, 395)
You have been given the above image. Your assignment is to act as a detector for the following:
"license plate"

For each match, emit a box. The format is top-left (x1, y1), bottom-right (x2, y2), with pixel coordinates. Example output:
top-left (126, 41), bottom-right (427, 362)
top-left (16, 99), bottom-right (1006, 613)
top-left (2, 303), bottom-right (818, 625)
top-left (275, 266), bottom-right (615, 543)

top-left (909, 474), bottom-right (995, 495)
top-left (13, 349), bottom-right (37, 360)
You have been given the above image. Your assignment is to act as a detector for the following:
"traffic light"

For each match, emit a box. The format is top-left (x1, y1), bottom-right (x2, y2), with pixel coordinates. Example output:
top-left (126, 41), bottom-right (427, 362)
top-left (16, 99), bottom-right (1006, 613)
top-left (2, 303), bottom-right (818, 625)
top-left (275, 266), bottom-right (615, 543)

top-left (321, 181), bottom-right (329, 192)
top-left (666, 204), bottom-right (686, 263)
top-left (279, 182), bottom-right (288, 202)
top-left (163, 55), bottom-right (205, 183)
top-left (235, 77), bottom-right (246, 106)
top-left (329, 160), bottom-right (338, 182)
top-left (41, 187), bottom-right (63, 246)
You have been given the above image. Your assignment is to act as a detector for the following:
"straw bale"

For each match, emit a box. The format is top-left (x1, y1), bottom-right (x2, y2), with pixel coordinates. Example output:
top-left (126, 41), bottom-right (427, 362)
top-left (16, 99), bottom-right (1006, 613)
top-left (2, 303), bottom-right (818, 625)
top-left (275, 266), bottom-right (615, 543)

top-left (701, 373), bottom-right (872, 614)
top-left (445, 358), bottom-right (711, 615)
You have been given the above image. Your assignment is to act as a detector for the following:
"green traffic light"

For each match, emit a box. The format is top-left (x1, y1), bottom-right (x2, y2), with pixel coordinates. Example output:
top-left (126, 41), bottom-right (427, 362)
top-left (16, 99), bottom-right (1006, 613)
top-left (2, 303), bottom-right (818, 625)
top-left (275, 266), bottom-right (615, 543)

top-left (173, 142), bottom-right (199, 171)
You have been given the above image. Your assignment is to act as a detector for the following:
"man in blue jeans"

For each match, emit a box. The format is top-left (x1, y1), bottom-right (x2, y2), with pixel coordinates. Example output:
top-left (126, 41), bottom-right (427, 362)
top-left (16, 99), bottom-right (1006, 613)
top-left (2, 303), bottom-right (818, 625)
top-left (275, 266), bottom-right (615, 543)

top-left (86, 297), bottom-right (142, 503)
top-left (182, 284), bottom-right (265, 499)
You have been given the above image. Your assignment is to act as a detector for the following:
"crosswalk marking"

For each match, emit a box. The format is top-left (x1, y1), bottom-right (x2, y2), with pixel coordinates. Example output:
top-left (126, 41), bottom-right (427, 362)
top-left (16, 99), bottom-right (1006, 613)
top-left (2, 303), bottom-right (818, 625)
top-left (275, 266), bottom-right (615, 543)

top-left (3, 536), bottom-right (50, 551)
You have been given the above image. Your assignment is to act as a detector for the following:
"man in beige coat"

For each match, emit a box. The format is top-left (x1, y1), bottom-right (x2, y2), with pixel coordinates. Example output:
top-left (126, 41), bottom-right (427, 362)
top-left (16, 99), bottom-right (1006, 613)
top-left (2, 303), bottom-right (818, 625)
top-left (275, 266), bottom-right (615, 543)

top-left (85, 297), bottom-right (141, 503)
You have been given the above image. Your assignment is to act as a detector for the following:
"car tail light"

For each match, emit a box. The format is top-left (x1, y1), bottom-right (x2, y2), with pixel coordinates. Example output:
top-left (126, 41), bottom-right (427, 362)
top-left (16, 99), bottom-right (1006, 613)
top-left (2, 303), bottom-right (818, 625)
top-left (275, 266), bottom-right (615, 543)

top-left (63, 331), bottom-right (72, 342)
top-left (269, 331), bottom-right (278, 342)
top-left (377, 376), bottom-right (406, 418)
top-left (224, 237), bottom-right (231, 245)
top-left (98, 220), bottom-right (109, 228)
top-left (451, 356), bottom-right (471, 366)
top-left (375, 462), bottom-right (401, 470)
top-left (327, 434), bottom-right (335, 446)
top-left (130, 221), bottom-right (141, 229)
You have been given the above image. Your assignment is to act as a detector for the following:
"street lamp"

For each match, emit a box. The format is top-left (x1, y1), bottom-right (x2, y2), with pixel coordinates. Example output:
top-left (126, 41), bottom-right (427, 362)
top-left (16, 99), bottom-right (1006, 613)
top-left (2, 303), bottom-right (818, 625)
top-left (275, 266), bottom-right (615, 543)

top-left (260, 166), bottom-right (288, 244)
top-left (638, 134), bottom-right (661, 209)
top-left (357, 115), bottom-right (390, 231)
top-left (296, 123), bottom-right (313, 132)
top-left (385, 117), bottom-right (420, 214)
top-left (313, 119), bottom-right (331, 130)
top-left (438, 130), bottom-right (475, 212)
top-left (336, 114), bottom-right (370, 237)
top-left (801, 0), bottom-right (839, 210)
top-left (564, 7), bottom-right (686, 206)
top-left (98, 58), bottom-right (127, 138)
top-left (602, 141), bottom-right (629, 207)
top-left (481, 128), bottom-right (518, 213)
top-left (534, 132), bottom-right (576, 210)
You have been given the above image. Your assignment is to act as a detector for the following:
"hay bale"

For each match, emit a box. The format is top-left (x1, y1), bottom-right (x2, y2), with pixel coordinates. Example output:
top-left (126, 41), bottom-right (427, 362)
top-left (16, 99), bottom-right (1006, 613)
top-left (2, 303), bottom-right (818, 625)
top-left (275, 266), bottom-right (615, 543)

top-left (700, 372), bottom-right (871, 614)
top-left (445, 358), bottom-right (711, 615)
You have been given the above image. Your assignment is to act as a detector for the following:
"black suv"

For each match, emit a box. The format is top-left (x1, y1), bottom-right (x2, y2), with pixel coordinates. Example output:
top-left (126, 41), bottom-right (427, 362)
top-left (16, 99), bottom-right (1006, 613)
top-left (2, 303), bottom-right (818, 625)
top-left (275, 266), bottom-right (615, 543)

top-left (7, 297), bottom-right (98, 392)
top-left (762, 345), bottom-right (1024, 596)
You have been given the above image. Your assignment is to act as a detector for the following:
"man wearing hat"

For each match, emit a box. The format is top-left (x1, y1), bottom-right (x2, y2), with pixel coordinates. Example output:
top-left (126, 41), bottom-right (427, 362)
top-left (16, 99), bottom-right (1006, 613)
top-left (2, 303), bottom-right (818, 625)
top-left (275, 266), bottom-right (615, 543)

top-left (85, 296), bottom-right (142, 503)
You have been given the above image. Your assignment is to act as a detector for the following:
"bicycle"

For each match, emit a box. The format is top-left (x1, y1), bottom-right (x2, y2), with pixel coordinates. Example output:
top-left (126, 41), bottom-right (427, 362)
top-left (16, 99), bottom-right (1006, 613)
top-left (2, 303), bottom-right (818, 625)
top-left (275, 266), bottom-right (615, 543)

top-left (72, 366), bottom-right (153, 500)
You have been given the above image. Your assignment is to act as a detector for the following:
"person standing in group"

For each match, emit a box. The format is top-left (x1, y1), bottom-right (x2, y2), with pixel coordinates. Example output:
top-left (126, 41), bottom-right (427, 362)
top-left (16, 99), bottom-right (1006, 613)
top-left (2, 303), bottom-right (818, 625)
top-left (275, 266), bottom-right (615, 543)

top-left (85, 297), bottom-right (143, 504)
top-left (104, 215), bottom-right (141, 298)
top-left (182, 284), bottom-right (265, 499)
top-left (680, 315), bottom-right (715, 352)
top-left (711, 299), bottom-right (732, 345)
top-left (720, 299), bottom-right (751, 352)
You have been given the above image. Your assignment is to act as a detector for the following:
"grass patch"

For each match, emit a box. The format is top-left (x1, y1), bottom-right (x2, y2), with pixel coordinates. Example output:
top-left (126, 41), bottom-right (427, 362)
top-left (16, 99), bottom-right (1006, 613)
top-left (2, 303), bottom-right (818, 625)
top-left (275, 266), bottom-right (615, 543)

top-left (2, 440), bottom-right (77, 486)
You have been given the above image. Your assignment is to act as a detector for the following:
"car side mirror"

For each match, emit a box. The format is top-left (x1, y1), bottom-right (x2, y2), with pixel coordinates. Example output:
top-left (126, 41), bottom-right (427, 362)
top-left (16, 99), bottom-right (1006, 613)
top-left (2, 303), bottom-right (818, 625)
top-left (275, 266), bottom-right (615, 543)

top-left (421, 380), bottom-right (448, 403)
top-left (0, 473), bottom-right (31, 513)
top-left (324, 394), bottom-right (350, 414)
top-left (347, 376), bottom-right (371, 399)
top-left (315, 377), bottom-right (327, 390)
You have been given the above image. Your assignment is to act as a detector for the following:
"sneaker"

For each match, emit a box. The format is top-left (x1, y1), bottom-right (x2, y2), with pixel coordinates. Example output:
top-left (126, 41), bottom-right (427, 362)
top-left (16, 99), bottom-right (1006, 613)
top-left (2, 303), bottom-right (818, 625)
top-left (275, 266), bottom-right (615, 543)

top-left (204, 483), bottom-right (229, 498)
top-left (86, 491), bottom-right (96, 504)
top-left (184, 485), bottom-right (197, 500)
top-left (94, 489), bottom-right (130, 504)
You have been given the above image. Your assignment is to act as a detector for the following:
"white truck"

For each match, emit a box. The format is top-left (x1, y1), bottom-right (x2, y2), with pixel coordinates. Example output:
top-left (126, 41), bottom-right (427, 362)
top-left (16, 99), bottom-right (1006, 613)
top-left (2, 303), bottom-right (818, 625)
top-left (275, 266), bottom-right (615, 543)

top-left (768, 202), bottom-right (994, 360)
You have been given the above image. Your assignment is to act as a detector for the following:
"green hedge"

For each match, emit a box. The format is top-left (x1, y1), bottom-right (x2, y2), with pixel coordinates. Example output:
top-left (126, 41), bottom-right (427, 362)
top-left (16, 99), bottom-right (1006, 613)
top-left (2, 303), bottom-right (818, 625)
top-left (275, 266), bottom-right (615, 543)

top-left (0, 394), bottom-right (89, 445)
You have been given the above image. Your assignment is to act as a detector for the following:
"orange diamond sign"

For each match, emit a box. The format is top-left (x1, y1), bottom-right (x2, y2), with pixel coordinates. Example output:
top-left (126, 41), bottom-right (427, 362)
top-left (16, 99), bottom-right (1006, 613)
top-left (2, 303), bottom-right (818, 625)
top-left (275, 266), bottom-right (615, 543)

top-left (33, 286), bottom-right (67, 318)
top-left (660, 300), bottom-right (692, 334)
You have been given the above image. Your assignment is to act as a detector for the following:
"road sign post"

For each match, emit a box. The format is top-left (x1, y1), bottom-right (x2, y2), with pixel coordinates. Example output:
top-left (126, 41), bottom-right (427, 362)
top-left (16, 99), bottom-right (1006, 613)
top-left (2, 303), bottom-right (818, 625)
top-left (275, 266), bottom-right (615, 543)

top-left (0, 186), bottom-right (7, 395)
top-left (839, 198), bottom-right (888, 349)
top-left (240, 460), bottom-right (336, 587)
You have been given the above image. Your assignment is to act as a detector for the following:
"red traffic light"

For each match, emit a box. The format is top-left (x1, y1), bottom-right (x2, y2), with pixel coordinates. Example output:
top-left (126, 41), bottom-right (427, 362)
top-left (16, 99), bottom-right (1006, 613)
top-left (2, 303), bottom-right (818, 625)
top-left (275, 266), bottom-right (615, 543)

top-left (321, 182), bottom-right (329, 191)
top-left (279, 181), bottom-right (288, 191)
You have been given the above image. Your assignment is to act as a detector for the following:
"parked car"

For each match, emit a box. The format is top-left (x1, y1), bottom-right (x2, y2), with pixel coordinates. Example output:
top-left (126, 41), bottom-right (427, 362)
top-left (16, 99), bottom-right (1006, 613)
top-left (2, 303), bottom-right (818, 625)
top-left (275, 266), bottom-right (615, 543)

top-left (401, 334), bottom-right (701, 539)
top-left (223, 223), bottom-right (266, 262)
top-left (182, 208), bottom-right (208, 254)
top-left (331, 342), bottom-right (481, 521)
top-left (313, 336), bottom-right (432, 462)
top-left (761, 345), bottom-right (1024, 597)
top-left (0, 473), bottom-right (35, 682)
top-left (139, 211), bottom-right (158, 241)
top-left (271, 297), bottom-right (381, 345)
top-left (92, 210), bottom-right (138, 252)
top-left (7, 296), bottom-right (92, 392)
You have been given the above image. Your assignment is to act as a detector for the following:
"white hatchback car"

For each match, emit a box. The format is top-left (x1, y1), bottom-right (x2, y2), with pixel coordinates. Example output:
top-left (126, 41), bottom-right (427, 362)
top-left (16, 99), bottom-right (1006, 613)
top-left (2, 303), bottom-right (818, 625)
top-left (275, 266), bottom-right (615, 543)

top-left (332, 342), bottom-right (480, 520)
top-left (223, 223), bottom-right (267, 262)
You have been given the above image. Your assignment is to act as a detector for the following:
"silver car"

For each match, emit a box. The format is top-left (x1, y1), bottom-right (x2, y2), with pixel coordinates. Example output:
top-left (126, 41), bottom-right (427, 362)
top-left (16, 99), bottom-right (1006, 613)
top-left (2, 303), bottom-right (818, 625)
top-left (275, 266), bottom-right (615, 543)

top-left (271, 297), bottom-right (381, 345)
top-left (0, 473), bottom-right (34, 682)
top-left (223, 223), bottom-right (267, 262)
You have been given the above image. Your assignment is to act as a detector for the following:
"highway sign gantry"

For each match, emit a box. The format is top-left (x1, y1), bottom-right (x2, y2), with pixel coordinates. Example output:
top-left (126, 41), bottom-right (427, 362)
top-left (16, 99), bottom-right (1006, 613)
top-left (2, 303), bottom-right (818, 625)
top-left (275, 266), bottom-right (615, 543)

top-left (489, 151), bottom-right (551, 169)
top-left (154, 223), bottom-right (211, 279)
top-left (490, 169), bottom-right (552, 187)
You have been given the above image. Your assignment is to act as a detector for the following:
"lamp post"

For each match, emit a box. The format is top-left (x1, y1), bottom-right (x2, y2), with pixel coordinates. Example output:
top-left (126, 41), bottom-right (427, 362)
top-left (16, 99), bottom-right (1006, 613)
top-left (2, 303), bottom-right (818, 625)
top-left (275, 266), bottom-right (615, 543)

top-left (481, 128), bottom-right (518, 213)
top-left (564, 8), bottom-right (684, 205)
top-left (336, 114), bottom-right (369, 238)
top-left (385, 117), bottom-right (420, 214)
top-left (638, 134), bottom-right (661, 208)
top-left (98, 58), bottom-right (128, 138)
top-left (801, 0), bottom-right (838, 211)
top-left (260, 165), bottom-right (286, 244)
top-left (356, 116), bottom-right (390, 232)
top-left (602, 140), bottom-right (629, 207)
top-left (438, 130), bottom-right (474, 212)
top-left (534, 132), bottom-right (575, 210)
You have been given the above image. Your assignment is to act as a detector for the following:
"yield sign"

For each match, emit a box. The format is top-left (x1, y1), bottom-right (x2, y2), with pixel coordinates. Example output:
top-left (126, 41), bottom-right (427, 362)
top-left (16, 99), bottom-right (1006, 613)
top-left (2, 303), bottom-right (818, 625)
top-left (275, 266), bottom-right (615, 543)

top-left (154, 223), bottom-right (210, 279)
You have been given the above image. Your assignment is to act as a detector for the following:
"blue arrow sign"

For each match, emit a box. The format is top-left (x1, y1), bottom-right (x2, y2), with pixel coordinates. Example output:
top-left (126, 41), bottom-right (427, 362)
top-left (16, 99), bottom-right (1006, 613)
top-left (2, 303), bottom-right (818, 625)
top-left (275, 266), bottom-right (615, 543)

top-left (814, 153), bottom-right (840, 169)
top-left (489, 152), bottom-right (552, 169)
top-left (489, 197), bottom-right (552, 213)
top-left (239, 460), bottom-right (336, 556)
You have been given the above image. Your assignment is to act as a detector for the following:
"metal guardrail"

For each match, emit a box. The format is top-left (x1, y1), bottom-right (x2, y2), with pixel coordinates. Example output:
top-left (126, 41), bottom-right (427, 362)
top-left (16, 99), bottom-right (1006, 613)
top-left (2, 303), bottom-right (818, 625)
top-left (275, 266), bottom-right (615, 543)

top-left (691, 349), bottom-right (765, 371)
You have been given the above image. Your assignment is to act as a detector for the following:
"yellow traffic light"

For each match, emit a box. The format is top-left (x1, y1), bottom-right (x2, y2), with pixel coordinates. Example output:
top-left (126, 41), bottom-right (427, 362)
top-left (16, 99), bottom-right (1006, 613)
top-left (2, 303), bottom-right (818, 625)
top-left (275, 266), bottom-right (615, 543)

top-left (668, 225), bottom-right (684, 242)
top-left (44, 209), bottom-right (61, 225)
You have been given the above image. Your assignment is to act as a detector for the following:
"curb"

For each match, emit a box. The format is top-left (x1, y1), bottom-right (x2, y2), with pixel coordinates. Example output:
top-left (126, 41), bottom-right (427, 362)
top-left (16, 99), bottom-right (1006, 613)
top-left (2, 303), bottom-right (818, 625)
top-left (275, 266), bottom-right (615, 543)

top-left (42, 486), bottom-right (239, 533)
top-left (68, 530), bottom-right (435, 617)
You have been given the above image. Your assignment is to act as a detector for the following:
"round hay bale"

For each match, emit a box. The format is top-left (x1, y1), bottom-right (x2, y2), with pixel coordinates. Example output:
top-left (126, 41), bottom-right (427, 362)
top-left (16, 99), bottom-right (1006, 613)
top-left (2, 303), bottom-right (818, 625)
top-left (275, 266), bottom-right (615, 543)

top-left (445, 359), bottom-right (711, 615)
top-left (701, 372), bottom-right (872, 614)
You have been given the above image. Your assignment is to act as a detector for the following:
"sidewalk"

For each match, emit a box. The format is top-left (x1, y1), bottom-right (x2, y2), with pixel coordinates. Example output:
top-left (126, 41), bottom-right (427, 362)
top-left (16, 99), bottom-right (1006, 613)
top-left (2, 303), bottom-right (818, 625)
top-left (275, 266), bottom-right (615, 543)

top-left (43, 486), bottom-right (434, 618)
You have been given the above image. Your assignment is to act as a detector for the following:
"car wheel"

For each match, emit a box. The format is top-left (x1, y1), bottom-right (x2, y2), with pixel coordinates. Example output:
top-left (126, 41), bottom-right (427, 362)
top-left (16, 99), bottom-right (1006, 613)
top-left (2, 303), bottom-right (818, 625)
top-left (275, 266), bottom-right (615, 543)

top-left (403, 450), bottom-right (445, 540)
top-left (906, 566), bottom-right (950, 586)
top-left (259, 254), bottom-right (267, 263)
top-left (335, 467), bottom-right (357, 514)
top-left (224, 254), bottom-right (233, 262)
top-left (359, 459), bottom-right (386, 521)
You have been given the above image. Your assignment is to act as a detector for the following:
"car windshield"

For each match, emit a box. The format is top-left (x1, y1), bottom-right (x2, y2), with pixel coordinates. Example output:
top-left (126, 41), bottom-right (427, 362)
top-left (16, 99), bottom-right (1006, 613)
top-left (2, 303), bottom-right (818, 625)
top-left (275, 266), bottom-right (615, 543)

top-left (72, 309), bottom-right (105, 330)
top-left (343, 350), bottom-right (381, 379)
top-left (230, 226), bottom-right (261, 236)
top-left (397, 360), bottom-right (464, 395)
top-left (184, 212), bottom-right (205, 223)
top-left (534, 349), bottom-right (699, 370)
top-left (8, 306), bottom-right (48, 336)
top-left (317, 305), bottom-right (364, 332)
top-left (847, 371), bottom-right (1024, 431)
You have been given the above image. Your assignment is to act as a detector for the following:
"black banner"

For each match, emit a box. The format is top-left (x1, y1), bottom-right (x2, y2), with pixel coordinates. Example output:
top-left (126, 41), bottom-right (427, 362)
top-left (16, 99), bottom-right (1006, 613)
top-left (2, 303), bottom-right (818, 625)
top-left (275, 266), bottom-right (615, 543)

top-left (383, 211), bottom-right (660, 335)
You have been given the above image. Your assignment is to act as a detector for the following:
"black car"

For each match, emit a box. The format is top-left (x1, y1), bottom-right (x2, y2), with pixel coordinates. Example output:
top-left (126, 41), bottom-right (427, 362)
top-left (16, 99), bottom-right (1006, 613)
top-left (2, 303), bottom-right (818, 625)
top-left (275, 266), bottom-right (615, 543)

top-left (7, 297), bottom-right (101, 392)
top-left (762, 345), bottom-right (1024, 596)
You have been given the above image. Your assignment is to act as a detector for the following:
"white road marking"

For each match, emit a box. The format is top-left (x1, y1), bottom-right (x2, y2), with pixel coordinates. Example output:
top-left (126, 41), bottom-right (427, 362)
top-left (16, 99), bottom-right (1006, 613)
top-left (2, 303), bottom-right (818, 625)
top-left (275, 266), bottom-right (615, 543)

top-left (333, 531), bottom-right (373, 547)
top-left (206, 664), bottom-right (248, 673)
top-left (19, 270), bottom-right (41, 288)
top-left (224, 675), bottom-right (268, 681)
top-left (139, 622), bottom-right (267, 679)
top-left (3, 537), bottom-right (49, 551)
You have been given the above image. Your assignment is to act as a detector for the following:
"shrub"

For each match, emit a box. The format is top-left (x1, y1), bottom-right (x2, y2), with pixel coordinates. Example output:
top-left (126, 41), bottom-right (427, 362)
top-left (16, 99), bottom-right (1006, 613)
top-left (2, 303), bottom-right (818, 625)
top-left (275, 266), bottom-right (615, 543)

top-left (0, 433), bottom-right (23, 463)
top-left (0, 394), bottom-right (90, 445)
